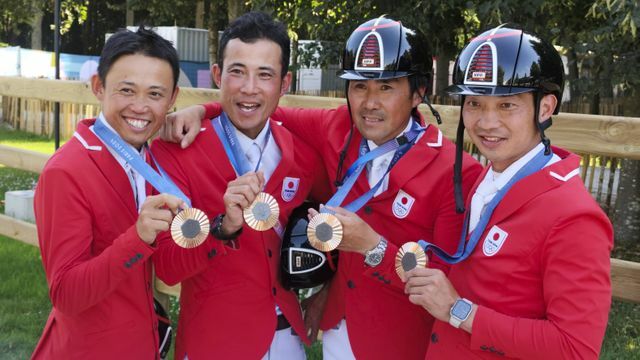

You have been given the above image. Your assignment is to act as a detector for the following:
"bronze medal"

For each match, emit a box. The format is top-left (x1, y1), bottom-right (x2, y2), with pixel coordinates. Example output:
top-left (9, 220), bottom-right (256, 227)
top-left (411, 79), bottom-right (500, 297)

top-left (243, 192), bottom-right (280, 231)
top-left (395, 241), bottom-right (428, 279)
top-left (171, 207), bottom-right (210, 248)
top-left (307, 213), bottom-right (343, 252)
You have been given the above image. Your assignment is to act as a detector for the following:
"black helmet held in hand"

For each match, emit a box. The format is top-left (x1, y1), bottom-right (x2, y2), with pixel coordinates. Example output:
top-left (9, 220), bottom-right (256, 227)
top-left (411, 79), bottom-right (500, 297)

top-left (446, 24), bottom-right (564, 114)
top-left (280, 202), bottom-right (338, 290)
top-left (340, 16), bottom-right (432, 81)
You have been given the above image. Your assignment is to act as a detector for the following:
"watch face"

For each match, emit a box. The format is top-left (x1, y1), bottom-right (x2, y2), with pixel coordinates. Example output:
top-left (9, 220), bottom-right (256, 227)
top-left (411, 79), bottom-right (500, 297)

top-left (452, 299), bottom-right (472, 319)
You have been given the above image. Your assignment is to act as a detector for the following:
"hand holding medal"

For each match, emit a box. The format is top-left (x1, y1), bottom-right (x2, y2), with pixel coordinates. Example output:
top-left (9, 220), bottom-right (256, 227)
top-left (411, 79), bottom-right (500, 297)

top-left (212, 112), bottom-right (280, 233)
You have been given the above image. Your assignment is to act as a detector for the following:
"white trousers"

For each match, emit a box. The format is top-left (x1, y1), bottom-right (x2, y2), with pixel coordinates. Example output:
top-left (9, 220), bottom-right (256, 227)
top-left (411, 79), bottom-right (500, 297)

top-left (322, 319), bottom-right (356, 360)
top-left (261, 326), bottom-right (306, 360)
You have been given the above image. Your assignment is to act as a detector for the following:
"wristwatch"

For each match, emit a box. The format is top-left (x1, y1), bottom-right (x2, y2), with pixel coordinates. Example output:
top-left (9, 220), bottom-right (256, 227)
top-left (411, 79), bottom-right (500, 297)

top-left (449, 298), bottom-right (473, 328)
top-left (364, 237), bottom-right (388, 267)
top-left (210, 214), bottom-right (242, 240)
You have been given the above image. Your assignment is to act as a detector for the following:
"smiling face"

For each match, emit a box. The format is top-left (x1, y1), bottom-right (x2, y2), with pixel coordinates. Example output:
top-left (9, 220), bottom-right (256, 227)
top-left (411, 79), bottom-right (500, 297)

top-left (462, 92), bottom-right (557, 172)
top-left (213, 38), bottom-right (291, 139)
top-left (348, 77), bottom-right (423, 145)
top-left (91, 53), bottom-right (178, 149)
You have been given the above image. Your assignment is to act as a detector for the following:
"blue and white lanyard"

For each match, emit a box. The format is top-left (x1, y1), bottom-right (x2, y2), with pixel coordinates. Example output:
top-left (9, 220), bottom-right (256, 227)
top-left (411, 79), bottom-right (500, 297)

top-left (417, 148), bottom-right (552, 264)
top-left (324, 122), bottom-right (424, 215)
top-left (212, 112), bottom-right (270, 175)
top-left (93, 116), bottom-right (191, 207)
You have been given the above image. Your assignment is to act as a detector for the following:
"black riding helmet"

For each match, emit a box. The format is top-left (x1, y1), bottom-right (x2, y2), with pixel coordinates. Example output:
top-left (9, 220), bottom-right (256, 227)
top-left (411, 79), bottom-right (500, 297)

top-left (340, 16), bottom-right (432, 80)
top-left (446, 24), bottom-right (565, 213)
top-left (280, 202), bottom-right (339, 290)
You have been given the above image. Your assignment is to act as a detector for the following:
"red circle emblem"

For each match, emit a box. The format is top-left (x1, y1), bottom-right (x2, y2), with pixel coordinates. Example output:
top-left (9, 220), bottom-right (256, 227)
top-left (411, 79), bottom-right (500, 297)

top-left (401, 197), bottom-right (408, 205)
top-left (493, 233), bottom-right (500, 241)
top-left (287, 181), bottom-right (294, 189)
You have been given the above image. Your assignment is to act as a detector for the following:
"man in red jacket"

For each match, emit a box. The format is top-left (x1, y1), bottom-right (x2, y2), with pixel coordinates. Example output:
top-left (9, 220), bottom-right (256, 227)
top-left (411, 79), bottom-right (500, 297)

top-left (168, 16), bottom-right (482, 360)
top-left (404, 25), bottom-right (613, 359)
top-left (151, 12), bottom-right (329, 359)
top-left (32, 27), bottom-right (182, 359)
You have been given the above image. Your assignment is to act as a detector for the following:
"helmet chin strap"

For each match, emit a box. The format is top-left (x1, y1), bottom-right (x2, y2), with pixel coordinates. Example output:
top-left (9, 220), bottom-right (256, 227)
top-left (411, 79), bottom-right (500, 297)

top-left (534, 91), bottom-right (552, 155)
top-left (423, 94), bottom-right (442, 125)
top-left (335, 80), bottom-right (355, 187)
top-left (453, 96), bottom-right (466, 214)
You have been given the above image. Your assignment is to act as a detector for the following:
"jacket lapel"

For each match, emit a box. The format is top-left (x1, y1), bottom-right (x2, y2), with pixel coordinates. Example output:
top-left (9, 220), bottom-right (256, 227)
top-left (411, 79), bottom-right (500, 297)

top-left (265, 119), bottom-right (293, 195)
top-left (200, 117), bottom-right (239, 182)
top-left (372, 125), bottom-right (444, 203)
top-left (76, 119), bottom-right (137, 219)
top-left (486, 149), bottom-right (580, 226)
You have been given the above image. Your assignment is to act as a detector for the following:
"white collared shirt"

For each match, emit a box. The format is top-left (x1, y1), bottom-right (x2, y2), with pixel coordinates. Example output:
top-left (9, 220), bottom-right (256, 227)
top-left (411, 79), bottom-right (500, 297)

top-left (91, 113), bottom-right (147, 212)
top-left (233, 119), bottom-right (281, 183)
top-left (468, 142), bottom-right (561, 233)
top-left (366, 118), bottom-right (425, 196)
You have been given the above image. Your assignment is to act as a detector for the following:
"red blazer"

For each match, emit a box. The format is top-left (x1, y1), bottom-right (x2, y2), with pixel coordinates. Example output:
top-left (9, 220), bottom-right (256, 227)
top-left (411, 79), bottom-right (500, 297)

top-left (205, 103), bottom-right (482, 360)
top-left (426, 148), bottom-right (613, 359)
top-left (32, 119), bottom-right (160, 360)
top-left (151, 118), bottom-right (329, 359)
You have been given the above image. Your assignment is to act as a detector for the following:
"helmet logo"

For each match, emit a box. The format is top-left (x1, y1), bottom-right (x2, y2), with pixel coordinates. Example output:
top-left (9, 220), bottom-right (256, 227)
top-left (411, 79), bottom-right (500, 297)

top-left (464, 41), bottom-right (498, 86)
top-left (355, 31), bottom-right (384, 71)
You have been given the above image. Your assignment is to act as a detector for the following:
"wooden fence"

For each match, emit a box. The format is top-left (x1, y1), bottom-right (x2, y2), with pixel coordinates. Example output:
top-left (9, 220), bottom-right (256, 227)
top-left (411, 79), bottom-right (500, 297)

top-left (1, 76), bottom-right (640, 304)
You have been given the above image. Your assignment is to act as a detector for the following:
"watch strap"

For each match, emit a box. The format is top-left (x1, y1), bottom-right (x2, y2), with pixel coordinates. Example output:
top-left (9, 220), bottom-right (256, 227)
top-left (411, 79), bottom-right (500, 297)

top-left (211, 214), bottom-right (243, 240)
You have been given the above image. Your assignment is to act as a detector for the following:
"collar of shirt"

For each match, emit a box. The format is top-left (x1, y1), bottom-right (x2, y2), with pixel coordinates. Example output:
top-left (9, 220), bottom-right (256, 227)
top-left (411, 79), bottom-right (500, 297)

top-left (489, 142), bottom-right (561, 189)
top-left (235, 119), bottom-right (272, 156)
top-left (366, 117), bottom-right (416, 155)
top-left (91, 113), bottom-right (147, 210)
top-left (231, 118), bottom-right (281, 182)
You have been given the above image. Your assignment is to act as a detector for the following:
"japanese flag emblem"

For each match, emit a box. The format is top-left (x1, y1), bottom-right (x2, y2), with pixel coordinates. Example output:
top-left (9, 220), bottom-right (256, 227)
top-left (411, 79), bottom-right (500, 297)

top-left (392, 190), bottom-right (415, 219)
top-left (281, 177), bottom-right (300, 202)
top-left (482, 225), bottom-right (508, 256)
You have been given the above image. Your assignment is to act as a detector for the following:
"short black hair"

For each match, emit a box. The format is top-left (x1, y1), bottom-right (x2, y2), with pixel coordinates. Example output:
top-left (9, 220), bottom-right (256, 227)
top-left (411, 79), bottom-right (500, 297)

top-left (409, 73), bottom-right (429, 118)
top-left (98, 26), bottom-right (180, 90)
top-left (218, 11), bottom-right (290, 78)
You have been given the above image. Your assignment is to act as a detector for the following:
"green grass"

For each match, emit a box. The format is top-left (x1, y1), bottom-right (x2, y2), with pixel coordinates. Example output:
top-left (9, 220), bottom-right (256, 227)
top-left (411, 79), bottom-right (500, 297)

top-left (0, 124), bottom-right (61, 155)
top-left (0, 127), bottom-right (639, 358)
top-left (0, 236), bottom-right (50, 359)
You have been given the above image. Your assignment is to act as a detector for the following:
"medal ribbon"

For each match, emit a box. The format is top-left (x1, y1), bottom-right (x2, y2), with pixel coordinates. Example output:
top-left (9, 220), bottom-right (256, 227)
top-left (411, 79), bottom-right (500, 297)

top-left (324, 121), bottom-right (424, 215)
top-left (417, 148), bottom-right (552, 264)
top-left (93, 114), bottom-right (191, 207)
top-left (212, 112), bottom-right (271, 175)
top-left (212, 112), bottom-right (283, 237)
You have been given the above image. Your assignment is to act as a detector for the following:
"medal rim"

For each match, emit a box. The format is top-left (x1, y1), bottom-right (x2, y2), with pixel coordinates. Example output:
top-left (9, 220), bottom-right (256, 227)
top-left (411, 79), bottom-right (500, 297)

top-left (307, 213), bottom-right (343, 252)
top-left (243, 192), bottom-right (280, 231)
top-left (395, 241), bottom-right (428, 279)
top-left (171, 207), bottom-right (210, 249)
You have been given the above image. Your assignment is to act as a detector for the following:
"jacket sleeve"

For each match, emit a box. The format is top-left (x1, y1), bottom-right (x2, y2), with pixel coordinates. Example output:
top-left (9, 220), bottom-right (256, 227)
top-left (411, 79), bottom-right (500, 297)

top-left (469, 211), bottom-right (613, 359)
top-left (35, 166), bottom-right (155, 316)
top-left (150, 139), bottom-right (229, 286)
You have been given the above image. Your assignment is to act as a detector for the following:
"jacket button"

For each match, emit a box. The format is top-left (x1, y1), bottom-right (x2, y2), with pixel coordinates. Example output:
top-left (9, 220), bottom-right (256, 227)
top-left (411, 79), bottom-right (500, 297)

top-left (272, 287), bottom-right (277, 295)
top-left (480, 345), bottom-right (489, 351)
top-left (124, 261), bottom-right (131, 268)
top-left (431, 332), bottom-right (438, 343)
top-left (268, 249), bottom-right (272, 258)
top-left (136, 253), bottom-right (143, 259)
top-left (363, 206), bottom-right (372, 214)
top-left (347, 280), bottom-right (355, 289)
top-left (372, 271), bottom-right (379, 277)
top-left (208, 249), bottom-right (217, 258)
